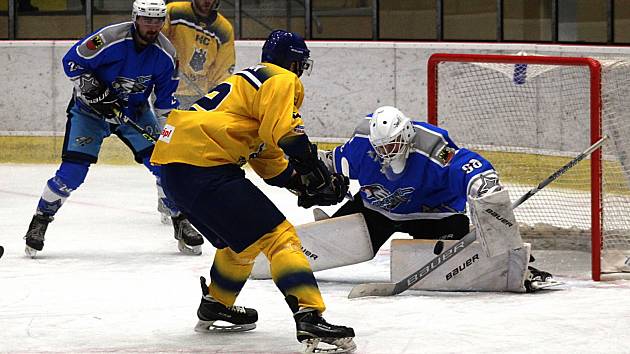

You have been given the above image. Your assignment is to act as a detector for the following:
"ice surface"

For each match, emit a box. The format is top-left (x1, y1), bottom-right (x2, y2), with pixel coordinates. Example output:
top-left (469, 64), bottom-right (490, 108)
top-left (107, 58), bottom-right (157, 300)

top-left (1, 164), bottom-right (629, 353)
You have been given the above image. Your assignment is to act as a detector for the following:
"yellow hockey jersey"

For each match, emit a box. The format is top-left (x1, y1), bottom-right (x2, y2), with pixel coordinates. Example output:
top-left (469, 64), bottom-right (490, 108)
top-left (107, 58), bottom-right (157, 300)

top-left (151, 63), bottom-right (306, 180)
top-left (162, 2), bottom-right (235, 97)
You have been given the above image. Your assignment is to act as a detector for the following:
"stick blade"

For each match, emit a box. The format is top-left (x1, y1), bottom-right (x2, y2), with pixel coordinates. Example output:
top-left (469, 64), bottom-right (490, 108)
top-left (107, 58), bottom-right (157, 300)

top-left (347, 282), bottom-right (397, 299)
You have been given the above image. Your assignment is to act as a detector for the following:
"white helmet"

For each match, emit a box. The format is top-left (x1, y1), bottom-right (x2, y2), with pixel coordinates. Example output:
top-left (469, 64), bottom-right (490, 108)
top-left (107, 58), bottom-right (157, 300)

top-left (369, 106), bottom-right (415, 175)
top-left (132, 0), bottom-right (167, 22)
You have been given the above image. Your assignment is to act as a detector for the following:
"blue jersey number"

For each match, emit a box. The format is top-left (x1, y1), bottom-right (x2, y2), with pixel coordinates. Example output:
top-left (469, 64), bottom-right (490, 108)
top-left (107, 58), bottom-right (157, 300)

top-left (190, 83), bottom-right (232, 111)
top-left (461, 158), bottom-right (482, 174)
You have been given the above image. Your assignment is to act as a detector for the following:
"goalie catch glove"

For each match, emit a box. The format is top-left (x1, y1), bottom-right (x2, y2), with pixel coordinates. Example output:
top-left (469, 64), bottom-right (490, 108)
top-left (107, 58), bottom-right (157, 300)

top-left (74, 73), bottom-right (124, 124)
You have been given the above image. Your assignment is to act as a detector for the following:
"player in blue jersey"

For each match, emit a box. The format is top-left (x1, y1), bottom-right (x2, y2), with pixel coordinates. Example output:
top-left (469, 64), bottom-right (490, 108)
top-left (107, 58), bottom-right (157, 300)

top-left (21, 0), bottom-right (204, 258)
top-left (318, 105), bottom-right (553, 287)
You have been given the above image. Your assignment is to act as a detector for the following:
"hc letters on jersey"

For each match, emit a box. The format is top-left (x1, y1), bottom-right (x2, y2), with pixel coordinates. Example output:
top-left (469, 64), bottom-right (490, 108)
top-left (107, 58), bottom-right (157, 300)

top-left (159, 124), bottom-right (175, 143)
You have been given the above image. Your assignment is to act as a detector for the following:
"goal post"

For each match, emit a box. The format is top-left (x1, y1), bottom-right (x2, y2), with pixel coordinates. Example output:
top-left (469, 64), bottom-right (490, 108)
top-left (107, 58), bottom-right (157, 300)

top-left (427, 53), bottom-right (630, 281)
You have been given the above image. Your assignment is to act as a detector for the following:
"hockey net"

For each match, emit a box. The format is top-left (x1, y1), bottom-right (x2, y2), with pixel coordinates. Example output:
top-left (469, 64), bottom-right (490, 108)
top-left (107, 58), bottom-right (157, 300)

top-left (427, 53), bottom-right (630, 280)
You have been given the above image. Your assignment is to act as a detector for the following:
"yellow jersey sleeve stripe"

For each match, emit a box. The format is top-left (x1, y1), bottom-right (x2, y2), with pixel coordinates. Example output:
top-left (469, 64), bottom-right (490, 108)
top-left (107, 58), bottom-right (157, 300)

top-left (235, 70), bottom-right (262, 89)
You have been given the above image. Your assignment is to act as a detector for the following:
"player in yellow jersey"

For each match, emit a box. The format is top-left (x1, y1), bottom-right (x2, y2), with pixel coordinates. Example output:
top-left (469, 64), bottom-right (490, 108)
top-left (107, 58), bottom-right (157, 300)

top-left (151, 30), bottom-right (356, 353)
top-left (162, 0), bottom-right (235, 108)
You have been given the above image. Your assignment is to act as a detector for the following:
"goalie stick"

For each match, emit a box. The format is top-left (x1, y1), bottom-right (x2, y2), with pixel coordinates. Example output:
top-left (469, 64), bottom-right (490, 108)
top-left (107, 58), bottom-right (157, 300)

top-left (347, 135), bottom-right (609, 299)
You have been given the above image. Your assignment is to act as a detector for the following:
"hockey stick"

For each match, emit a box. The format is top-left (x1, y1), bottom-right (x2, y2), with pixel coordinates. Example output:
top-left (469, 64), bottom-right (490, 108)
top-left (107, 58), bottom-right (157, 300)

top-left (120, 115), bottom-right (159, 144)
top-left (179, 72), bottom-right (208, 98)
top-left (347, 135), bottom-right (609, 299)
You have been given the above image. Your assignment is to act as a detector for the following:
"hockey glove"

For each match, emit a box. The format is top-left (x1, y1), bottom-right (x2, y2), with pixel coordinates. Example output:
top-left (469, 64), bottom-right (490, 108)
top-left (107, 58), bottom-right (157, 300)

top-left (77, 74), bottom-right (123, 124)
top-left (297, 172), bottom-right (349, 208)
top-left (84, 86), bottom-right (124, 124)
top-left (286, 168), bottom-right (350, 209)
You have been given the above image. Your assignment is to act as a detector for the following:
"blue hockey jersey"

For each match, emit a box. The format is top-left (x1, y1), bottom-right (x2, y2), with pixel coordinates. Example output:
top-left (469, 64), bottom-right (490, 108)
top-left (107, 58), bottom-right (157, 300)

top-left (332, 118), bottom-right (498, 220)
top-left (62, 22), bottom-right (179, 120)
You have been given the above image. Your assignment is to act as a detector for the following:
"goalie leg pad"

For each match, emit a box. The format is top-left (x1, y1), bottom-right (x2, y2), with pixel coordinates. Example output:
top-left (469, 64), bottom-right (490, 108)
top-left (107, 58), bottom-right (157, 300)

top-left (390, 239), bottom-right (530, 292)
top-left (469, 188), bottom-right (523, 258)
top-left (250, 213), bottom-right (373, 279)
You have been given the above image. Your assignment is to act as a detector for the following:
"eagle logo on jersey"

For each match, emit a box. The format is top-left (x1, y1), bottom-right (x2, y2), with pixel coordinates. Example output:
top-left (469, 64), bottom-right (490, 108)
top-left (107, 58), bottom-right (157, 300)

top-left (112, 76), bottom-right (152, 101)
top-left (361, 184), bottom-right (414, 211)
top-left (189, 48), bottom-right (207, 72)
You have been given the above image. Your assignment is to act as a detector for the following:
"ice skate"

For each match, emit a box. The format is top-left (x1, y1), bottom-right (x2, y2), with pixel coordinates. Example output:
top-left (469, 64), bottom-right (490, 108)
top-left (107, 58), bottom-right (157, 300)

top-left (294, 308), bottom-right (356, 354)
top-left (194, 277), bottom-right (257, 332)
top-left (525, 266), bottom-right (563, 292)
top-left (172, 214), bottom-right (204, 255)
top-left (23, 214), bottom-right (53, 258)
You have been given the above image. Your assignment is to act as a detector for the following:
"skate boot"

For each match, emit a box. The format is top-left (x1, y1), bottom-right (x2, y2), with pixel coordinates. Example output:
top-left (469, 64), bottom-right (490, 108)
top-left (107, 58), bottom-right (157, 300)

top-left (23, 214), bottom-right (53, 258)
top-left (172, 214), bottom-right (204, 255)
top-left (525, 266), bottom-right (562, 292)
top-left (294, 308), bottom-right (356, 353)
top-left (194, 277), bottom-right (258, 332)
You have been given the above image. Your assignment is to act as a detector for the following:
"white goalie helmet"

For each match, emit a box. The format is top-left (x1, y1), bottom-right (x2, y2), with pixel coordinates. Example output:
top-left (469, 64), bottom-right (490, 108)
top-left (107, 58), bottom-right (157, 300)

top-left (132, 0), bottom-right (167, 21)
top-left (369, 106), bottom-right (416, 175)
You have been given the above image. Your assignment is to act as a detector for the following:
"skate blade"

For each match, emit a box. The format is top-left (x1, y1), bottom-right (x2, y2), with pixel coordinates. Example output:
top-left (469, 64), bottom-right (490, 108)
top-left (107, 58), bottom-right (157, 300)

top-left (194, 319), bottom-right (256, 333)
top-left (529, 279), bottom-right (564, 291)
top-left (177, 240), bottom-right (202, 256)
top-left (302, 337), bottom-right (356, 354)
top-left (25, 245), bottom-right (38, 258)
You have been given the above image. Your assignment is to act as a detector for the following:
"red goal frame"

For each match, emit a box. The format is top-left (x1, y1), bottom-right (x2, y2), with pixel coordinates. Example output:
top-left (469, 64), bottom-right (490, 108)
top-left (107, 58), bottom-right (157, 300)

top-left (427, 53), bottom-right (603, 281)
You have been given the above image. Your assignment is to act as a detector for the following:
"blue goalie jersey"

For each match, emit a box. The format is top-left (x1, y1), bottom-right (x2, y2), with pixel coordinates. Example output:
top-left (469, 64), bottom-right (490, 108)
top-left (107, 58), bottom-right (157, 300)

top-left (62, 22), bottom-right (179, 120)
top-left (332, 118), bottom-right (498, 220)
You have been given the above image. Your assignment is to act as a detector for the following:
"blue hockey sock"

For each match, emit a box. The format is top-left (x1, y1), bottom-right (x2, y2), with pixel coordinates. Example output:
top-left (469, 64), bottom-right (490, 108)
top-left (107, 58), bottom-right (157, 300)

top-left (36, 161), bottom-right (89, 216)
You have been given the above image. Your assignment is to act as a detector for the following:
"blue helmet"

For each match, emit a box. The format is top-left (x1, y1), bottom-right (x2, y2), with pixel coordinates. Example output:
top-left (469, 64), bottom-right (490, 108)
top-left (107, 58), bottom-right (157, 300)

top-left (261, 30), bottom-right (312, 77)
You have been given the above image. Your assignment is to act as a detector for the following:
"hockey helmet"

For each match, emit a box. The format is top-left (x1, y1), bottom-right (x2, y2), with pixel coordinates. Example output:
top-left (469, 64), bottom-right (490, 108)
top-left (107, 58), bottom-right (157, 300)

top-left (369, 106), bottom-right (416, 175)
top-left (261, 30), bottom-right (313, 77)
top-left (132, 0), bottom-right (167, 22)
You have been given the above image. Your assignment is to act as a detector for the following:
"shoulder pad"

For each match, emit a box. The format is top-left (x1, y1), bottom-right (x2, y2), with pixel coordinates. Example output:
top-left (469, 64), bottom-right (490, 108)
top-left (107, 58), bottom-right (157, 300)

top-left (235, 63), bottom-right (290, 90)
top-left (410, 124), bottom-right (457, 166)
top-left (210, 13), bottom-right (234, 45)
top-left (167, 2), bottom-right (195, 23)
top-left (352, 117), bottom-right (371, 137)
top-left (155, 32), bottom-right (178, 66)
top-left (77, 22), bottom-right (132, 59)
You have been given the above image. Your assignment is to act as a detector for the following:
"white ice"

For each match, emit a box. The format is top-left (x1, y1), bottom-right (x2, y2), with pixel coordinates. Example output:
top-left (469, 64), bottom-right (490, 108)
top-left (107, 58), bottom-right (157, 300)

top-left (1, 164), bottom-right (629, 353)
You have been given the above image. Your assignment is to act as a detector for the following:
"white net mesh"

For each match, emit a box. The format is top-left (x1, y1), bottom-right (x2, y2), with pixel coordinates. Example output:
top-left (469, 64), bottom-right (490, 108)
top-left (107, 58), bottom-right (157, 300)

top-left (431, 55), bottom-right (630, 276)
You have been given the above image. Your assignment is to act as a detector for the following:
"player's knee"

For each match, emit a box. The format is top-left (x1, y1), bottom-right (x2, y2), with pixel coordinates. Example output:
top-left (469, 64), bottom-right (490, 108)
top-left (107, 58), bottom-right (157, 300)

top-left (216, 247), bottom-right (256, 267)
top-left (56, 161), bottom-right (90, 190)
top-left (260, 220), bottom-right (302, 260)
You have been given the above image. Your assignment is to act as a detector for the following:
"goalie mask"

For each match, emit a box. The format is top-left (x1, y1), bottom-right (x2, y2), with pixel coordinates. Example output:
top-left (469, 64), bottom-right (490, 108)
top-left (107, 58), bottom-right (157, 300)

top-left (369, 106), bottom-right (416, 177)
